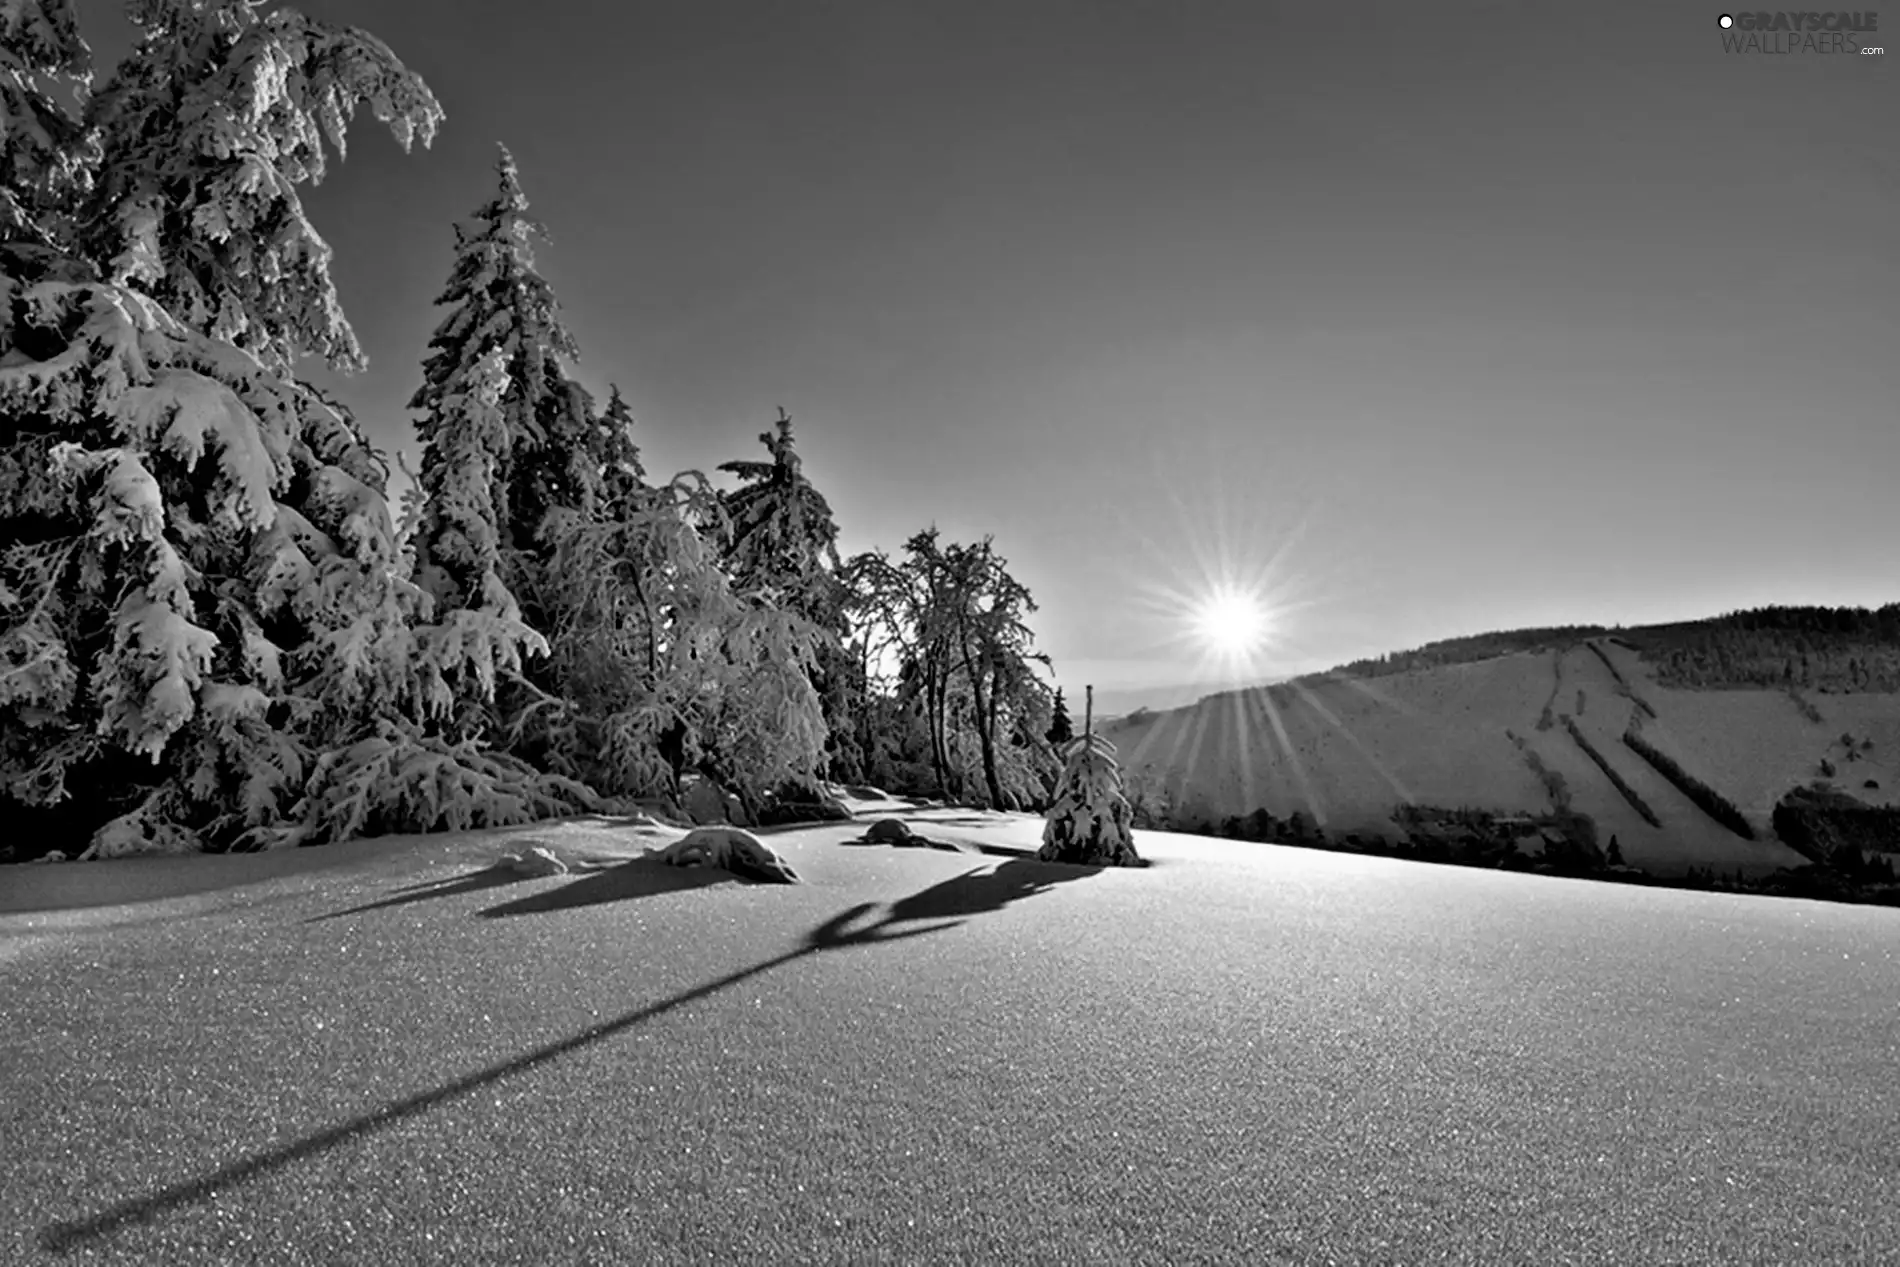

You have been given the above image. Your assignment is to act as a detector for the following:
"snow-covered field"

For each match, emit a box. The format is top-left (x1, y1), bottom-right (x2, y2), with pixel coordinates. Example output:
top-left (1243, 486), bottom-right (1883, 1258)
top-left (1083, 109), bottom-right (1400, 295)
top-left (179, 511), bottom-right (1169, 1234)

top-left (4, 801), bottom-right (1898, 1264)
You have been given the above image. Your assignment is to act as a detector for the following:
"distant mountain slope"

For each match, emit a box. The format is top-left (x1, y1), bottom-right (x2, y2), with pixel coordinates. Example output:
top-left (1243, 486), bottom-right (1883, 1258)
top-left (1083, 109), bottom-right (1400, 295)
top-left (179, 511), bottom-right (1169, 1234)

top-left (1103, 607), bottom-right (1900, 878)
top-left (1082, 679), bottom-right (1280, 721)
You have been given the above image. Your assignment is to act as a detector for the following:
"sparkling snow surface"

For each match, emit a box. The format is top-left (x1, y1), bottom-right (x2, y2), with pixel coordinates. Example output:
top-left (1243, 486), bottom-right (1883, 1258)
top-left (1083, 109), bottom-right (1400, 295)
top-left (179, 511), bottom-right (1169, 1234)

top-left (3, 804), bottom-right (1897, 1264)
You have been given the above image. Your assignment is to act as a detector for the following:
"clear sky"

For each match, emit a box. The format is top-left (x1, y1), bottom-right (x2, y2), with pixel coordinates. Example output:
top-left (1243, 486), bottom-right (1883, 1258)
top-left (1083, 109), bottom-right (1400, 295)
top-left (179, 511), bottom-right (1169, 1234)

top-left (75, 1), bottom-right (1896, 711)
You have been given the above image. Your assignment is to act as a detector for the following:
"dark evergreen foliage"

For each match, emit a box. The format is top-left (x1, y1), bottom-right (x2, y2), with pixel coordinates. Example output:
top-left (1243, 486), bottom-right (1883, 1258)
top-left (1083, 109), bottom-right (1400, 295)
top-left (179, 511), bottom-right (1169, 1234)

top-left (1046, 687), bottom-right (1074, 745)
top-left (1771, 786), bottom-right (1900, 862)
top-left (1620, 727), bottom-right (1756, 838)
top-left (1622, 605), bottom-right (1900, 691)
top-left (1312, 626), bottom-right (1608, 682)
top-left (1562, 716), bottom-right (1661, 828)
top-left (1306, 607), bottom-right (1900, 692)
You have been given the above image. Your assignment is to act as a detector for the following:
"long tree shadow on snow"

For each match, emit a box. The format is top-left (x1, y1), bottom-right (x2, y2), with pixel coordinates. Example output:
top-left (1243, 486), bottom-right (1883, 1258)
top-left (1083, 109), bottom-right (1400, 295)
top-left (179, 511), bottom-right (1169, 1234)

top-left (875, 857), bottom-right (1100, 924)
top-left (39, 856), bottom-right (1101, 1254)
top-left (302, 867), bottom-right (530, 924)
top-left (477, 859), bottom-right (737, 917)
top-left (306, 836), bottom-right (736, 926)
top-left (839, 833), bottom-right (1036, 858)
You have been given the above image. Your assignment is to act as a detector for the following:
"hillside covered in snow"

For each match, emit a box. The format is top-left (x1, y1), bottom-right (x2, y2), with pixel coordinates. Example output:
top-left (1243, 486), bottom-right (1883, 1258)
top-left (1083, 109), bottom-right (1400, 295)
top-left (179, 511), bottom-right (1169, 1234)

top-left (1105, 610), bottom-right (1900, 879)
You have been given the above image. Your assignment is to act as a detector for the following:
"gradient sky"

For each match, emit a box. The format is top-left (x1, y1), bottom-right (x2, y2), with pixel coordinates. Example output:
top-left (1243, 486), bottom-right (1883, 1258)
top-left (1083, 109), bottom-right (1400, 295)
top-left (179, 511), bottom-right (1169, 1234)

top-left (74, 1), bottom-right (1896, 710)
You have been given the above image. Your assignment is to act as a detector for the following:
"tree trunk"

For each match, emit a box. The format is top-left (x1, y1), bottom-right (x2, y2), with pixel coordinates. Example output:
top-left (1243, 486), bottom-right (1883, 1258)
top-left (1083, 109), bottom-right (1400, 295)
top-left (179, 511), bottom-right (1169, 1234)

top-left (988, 656), bottom-right (1011, 805)
top-left (922, 646), bottom-right (953, 800)
top-left (658, 714), bottom-right (688, 800)
top-left (956, 625), bottom-right (1004, 811)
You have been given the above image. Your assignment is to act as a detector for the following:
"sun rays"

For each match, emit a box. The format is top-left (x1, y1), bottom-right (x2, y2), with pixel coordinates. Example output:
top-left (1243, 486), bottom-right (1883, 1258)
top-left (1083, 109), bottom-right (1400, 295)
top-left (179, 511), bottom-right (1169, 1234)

top-left (1092, 434), bottom-right (1419, 826)
top-left (1109, 434), bottom-right (1342, 698)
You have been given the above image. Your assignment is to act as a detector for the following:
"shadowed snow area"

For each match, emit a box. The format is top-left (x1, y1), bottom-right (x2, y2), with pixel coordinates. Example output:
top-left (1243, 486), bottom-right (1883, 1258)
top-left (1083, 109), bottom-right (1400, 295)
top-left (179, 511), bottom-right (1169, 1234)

top-left (2, 803), bottom-right (1897, 1264)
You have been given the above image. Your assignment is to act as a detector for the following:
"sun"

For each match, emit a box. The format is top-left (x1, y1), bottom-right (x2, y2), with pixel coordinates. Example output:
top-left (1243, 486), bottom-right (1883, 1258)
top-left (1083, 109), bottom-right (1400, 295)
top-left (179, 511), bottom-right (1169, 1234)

top-left (1189, 584), bottom-right (1273, 656)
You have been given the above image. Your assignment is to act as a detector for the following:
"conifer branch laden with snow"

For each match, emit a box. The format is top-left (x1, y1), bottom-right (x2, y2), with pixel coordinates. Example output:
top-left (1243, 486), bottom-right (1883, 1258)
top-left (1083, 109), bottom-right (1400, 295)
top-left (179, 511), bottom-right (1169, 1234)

top-left (717, 408), bottom-right (845, 601)
top-left (0, 0), bottom-right (96, 265)
top-left (83, 0), bottom-right (444, 374)
top-left (0, 2), bottom-right (599, 856)
top-left (0, 272), bottom-right (538, 854)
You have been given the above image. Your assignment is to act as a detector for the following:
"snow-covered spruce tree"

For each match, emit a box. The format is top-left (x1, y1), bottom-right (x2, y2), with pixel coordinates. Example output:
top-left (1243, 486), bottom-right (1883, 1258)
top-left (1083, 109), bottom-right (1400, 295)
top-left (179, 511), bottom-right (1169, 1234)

top-left (596, 383), bottom-right (645, 505)
top-left (1041, 697), bottom-right (1143, 866)
top-left (409, 146), bottom-right (600, 573)
top-left (715, 408), bottom-right (853, 788)
top-left (407, 146), bottom-right (605, 744)
top-left (1, 1), bottom-right (589, 856)
top-left (717, 408), bottom-right (842, 608)
top-left (1046, 686), bottom-right (1074, 745)
top-left (399, 343), bottom-right (553, 732)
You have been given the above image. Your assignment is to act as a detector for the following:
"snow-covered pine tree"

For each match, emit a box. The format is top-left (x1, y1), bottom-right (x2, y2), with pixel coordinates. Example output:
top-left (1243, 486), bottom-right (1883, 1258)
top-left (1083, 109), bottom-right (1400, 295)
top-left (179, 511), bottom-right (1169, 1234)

top-left (400, 343), bottom-right (552, 734)
top-left (409, 147), bottom-right (600, 574)
top-left (1, 1), bottom-right (589, 857)
top-left (717, 409), bottom-right (843, 606)
top-left (596, 383), bottom-right (645, 511)
top-left (406, 147), bottom-right (608, 749)
top-left (715, 407), bottom-right (852, 788)
top-left (1041, 689), bottom-right (1144, 866)
top-left (1046, 686), bottom-right (1074, 745)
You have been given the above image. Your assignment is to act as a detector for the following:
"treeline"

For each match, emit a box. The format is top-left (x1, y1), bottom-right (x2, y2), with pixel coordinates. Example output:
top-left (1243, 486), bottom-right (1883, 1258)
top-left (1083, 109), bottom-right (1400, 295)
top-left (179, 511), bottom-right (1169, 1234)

top-left (1309, 626), bottom-right (1607, 682)
top-left (1507, 729), bottom-right (1572, 808)
top-left (1618, 606), bottom-right (1900, 692)
top-left (1151, 793), bottom-right (1900, 907)
top-left (1679, 859), bottom-right (1900, 905)
top-left (1620, 728), bottom-right (1755, 839)
top-left (1305, 607), bottom-right (1900, 692)
top-left (1562, 717), bottom-right (1661, 828)
top-left (0, 4), bottom-right (1063, 858)
top-left (1157, 800), bottom-right (1611, 875)
top-left (1709, 606), bottom-right (1900, 637)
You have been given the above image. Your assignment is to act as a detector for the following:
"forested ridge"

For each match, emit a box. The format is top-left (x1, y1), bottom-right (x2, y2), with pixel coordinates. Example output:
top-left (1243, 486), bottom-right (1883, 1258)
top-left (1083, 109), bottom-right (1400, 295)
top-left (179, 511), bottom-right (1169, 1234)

top-left (1308, 606), bottom-right (1900, 691)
